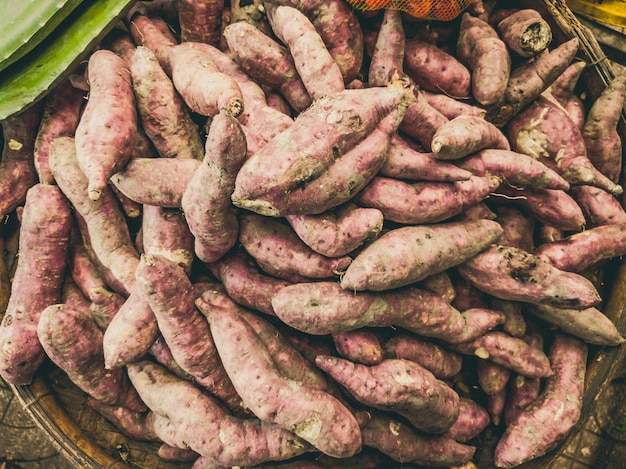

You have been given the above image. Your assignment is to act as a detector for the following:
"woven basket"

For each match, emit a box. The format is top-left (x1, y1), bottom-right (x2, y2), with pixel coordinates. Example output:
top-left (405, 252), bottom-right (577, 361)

top-left (10, 0), bottom-right (626, 468)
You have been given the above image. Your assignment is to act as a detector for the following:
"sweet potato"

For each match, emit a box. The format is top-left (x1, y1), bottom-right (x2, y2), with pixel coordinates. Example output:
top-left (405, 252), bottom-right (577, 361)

top-left (129, 46), bottom-right (204, 160)
top-left (238, 213), bottom-right (352, 283)
top-left (534, 223), bottom-right (626, 273)
top-left (0, 105), bottom-right (40, 219)
top-left (492, 205), bottom-right (535, 253)
top-left (271, 281), bottom-right (504, 343)
top-left (419, 270), bottom-right (457, 304)
top-left (49, 137), bottom-right (140, 296)
top-left (398, 90), bottom-right (450, 151)
top-left (208, 250), bottom-right (290, 316)
top-left (87, 398), bottom-right (157, 441)
top-left (544, 60), bottom-right (586, 126)
top-left (496, 8), bottom-right (552, 57)
top-left (582, 72), bottom-right (626, 183)
top-left (0, 185), bottom-right (73, 384)
top-left (75, 49), bottom-right (137, 201)
top-left (178, 0), bottom-right (224, 46)
top-left (167, 42), bottom-right (244, 118)
top-left (457, 244), bottom-right (602, 309)
top-left (341, 219), bottom-right (503, 291)
top-left (487, 38), bottom-right (579, 127)
top-left (135, 254), bottom-right (242, 410)
top-left (357, 410), bottom-right (476, 466)
top-left (367, 9), bottom-right (405, 88)
top-left (457, 149), bottom-right (570, 190)
top-left (332, 330), bottom-right (383, 366)
top-left (494, 333), bottom-right (587, 468)
top-left (490, 298), bottom-right (527, 338)
top-left (404, 37), bottom-right (471, 98)
top-left (34, 81), bottom-right (84, 184)
top-left (285, 203), bottom-right (383, 258)
top-left (569, 184), bottom-right (626, 227)
top-left (127, 360), bottom-right (311, 466)
top-left (182, 110), bottom-right (247, 262)
top-left (355, 175), bottom-right (500, 225)
top-left (270, 0), bottom-right (363, 83)
top-left (316, 356), bottom-right (460, 434)
top-left (158, 445), bottom-right (199, 462)
top-left (232, 85), bottom-right (413, 217)
top-left (383, 334), bottom-right (463, 379)
top-left (224, 21), bottom-right (312, 112)
top-left (37, 303), bottom-right (146, 411)
top-left (67, 224), bottom-right (109, 301)
top-left (449, 330), bottom-right (552, 378)
top-left (422, 90), bottom-right (486, 119)
top-left (507, 94), bottom-right (622, 195)
top-left (196, 289), bottom-right (362, 458)
top-left (526, 303), bottom-right (624, 346)
top-left (431, 115), bottom-right (510, 160)
top-left (477, 360), bottom-right (510, 425)
top-left (457, 13), bottom-right (510, 106)
top-left (230, 0), bottom-right (272, 36)
top-left (266, 4), bottom-right (344, 101)
top-left (129, 13), bottom-right (179, 74)
top-left (110, 157), bottom-right (201, 207)
top-left (380, 135), bottom-right (474, 182)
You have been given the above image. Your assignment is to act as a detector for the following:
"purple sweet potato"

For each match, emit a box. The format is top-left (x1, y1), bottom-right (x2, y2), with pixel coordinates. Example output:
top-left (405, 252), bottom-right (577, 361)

top-left (496, 8), bottom-right (552, 57)
top-left (431, 115), bottom-right (510, 160)
top-left (494, 333), bottom-right (587, 468)
top-left (178, 0), bottom-right (224, 46)
top-left (341, 219), bottom-right (503, 291)
top-left (569, 184), bottom-right (626, 227)
top-left (333, 330), bottom-right (383, 366)
top-left (457, 244), bottom-right (602, 309)
top-left (367, 8), bottom-right (405, 87)
top-left (383, 334), bottom-right (463, 379)
top-left (0, 184), bottom-right (72, 384)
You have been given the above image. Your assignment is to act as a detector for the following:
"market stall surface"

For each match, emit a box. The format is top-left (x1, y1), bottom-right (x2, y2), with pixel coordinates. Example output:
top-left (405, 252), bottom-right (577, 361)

top-left (0, 377), bottom-right (72, 469)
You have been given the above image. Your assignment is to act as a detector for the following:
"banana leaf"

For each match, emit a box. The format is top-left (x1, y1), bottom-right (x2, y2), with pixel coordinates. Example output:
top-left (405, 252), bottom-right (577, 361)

top-left (0, 0), bottom-right (84, 73)
top-left (0, 0), bottom-right (137, 121)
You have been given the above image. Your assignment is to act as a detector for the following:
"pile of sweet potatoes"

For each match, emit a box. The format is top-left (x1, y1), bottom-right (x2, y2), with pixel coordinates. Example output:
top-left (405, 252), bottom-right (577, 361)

top-left (0, 0), bottom-right (625, 468)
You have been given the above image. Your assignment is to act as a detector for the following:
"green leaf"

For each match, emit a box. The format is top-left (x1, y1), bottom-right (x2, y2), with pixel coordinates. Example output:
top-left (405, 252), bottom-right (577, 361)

top-left (0, 0), bottom-right (84, 73)
top-left (0, 0), bottom-right (138, 121)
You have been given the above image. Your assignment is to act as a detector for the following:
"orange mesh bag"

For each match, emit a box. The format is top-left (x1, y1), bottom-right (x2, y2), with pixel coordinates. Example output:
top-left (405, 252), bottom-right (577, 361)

top-left (345, 0), bottom-right (477, 21)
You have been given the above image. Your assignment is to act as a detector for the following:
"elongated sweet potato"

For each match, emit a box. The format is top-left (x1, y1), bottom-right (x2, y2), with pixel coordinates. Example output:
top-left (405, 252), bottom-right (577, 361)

top-left (381, 135), bottom-right (473, 182)
top-left (487, 38), bottom-right (579, 127)
top-left (316, 356), bottom-right (460, 433)
top-left (129, 14), bottom-right (179, 74)
top-left (271, 281), bottom-right (504, 343)
top-left (182, 110), bottom-right (247, 262)
top-left (398, 90), bottom-right (449, 151)
top-left (357, 410), bottom-right (476, 466)
top-left (130, 46), bottom-right (204, 160)
top-left (238, 213), bottom-right (352, 283)
top-left (367, 9), bottom-right (405, 88)
top-left (457, 148), bottom-right (570, 190)
top-left (285, 203), bottom-right (383, 258)
top-left (355, 175), bottom-right (500, 225)
top-left (75, 49), bottom-right (138, 201)
top-left (232, 85), bottom-right (414, 217)
top-left (49, 137), bottom-right (140, 296)
top-left (34, 81), bottom-right (84, 184)
top-left (494, 333), bottom-right (587, 468)
top-left (333, 330), bottom-right (383, 366)
top-left (341, 219), bottom-right (503, 291)
top-left (477, 360), bottom-right (510, 425)
top-left (404, 38), bottom-right (471, 98)
top-left (492, 205), bottom-right (535, 253)
top-left (446, 397), bottom-right (491, 443)
top-left (527, 303), bottom-right (624, 346)
top-left (457, 244), bottom-right (602, 309)
top-left (383, 334), bottom-right (463, 379)
top-left (0, 184), bottom-right (72, 384)
top-left (266, 4), bottom-right (344, 101)
top-left (422, 90), bottom-right (486, 119)
top-left (127, 360), bottom-right (311, 466)
top-left (534, 223), bottom-right (626, 273)
top-left (224, 21), bottom-right (312, 112)
top-left (38, 303), bottom-right (146, 411)
top-left (582, 72), bottom-right (626, 183)
top-left (135, 254), bottom-right (242, 411)
top-left (196, 289), bottom-right (362, 458)
top-left (457, 13), bottom-right (510, 106)
top-left (431, 115), bottom-right (510, 160)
